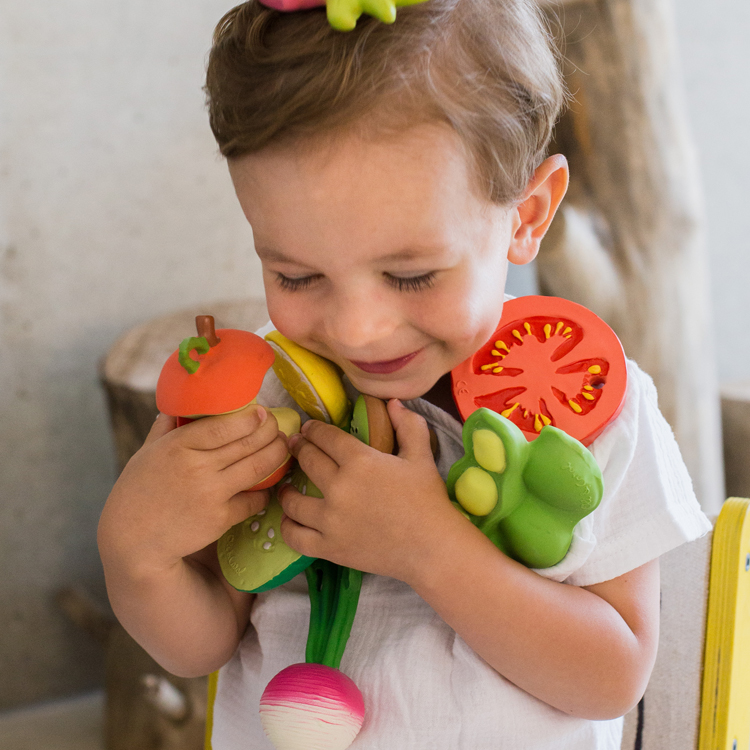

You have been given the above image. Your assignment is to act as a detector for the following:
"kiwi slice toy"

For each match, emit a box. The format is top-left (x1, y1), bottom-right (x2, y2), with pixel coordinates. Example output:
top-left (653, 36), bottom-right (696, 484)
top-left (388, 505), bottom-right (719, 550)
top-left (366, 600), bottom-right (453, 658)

top-left (349, 394), bottom-right (394, 454)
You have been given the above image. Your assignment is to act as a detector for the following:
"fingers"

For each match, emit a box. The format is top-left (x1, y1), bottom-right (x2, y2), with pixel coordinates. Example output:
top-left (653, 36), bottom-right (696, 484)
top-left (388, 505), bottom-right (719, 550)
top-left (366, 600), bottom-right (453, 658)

top-left (143, 412), bottom-right (177, 445)
top-left (295, 419), bottom-right (364, 466)
top-left (220, 435), bottom-right (290, 495)
top-left (180, 405), bottom-right (270, 452)
top-left (278, 484), bottom-right (324, 531)
top-left (388, 399), bottom-right (433, 461)
top-left (212, 410), bottom-right (282, 469)
top-left (224, 489), bottom-right (270, 528)
top-left (287, 428), bottom-right (340, 484)
top-left (279, 509), bottom-right (324, 559)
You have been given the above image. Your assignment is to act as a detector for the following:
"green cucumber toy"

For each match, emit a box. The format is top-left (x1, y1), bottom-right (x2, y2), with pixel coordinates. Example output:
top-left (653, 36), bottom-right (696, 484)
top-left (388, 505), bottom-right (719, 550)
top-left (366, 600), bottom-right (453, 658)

top-left (217, 479), bottom-right (316, 593)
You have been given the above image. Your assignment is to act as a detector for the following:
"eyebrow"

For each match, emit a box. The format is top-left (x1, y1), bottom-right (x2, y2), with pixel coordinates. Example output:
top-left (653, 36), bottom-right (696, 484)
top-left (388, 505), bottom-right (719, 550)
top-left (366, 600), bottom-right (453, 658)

top-left (255, 247), bottom-right (295, 263)
top-left (255, 246), bottom-right (443, 264)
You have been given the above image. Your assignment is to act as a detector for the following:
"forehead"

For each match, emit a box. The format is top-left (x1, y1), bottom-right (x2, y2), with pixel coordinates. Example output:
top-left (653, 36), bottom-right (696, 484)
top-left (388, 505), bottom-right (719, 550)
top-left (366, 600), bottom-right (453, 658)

top-left (228, 123), bottom-right (493, 259)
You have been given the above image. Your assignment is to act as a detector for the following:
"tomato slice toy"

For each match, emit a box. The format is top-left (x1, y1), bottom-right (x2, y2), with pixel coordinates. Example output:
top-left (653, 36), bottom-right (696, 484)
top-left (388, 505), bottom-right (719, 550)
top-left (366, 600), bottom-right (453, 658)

top-left (451, 296), bottom-right (627, 446)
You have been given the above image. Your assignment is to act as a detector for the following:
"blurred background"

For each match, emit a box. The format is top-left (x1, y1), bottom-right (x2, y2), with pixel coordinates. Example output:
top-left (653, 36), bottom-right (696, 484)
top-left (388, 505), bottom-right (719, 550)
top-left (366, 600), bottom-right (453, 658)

top-left (0, 0), bottom-right (748, 737)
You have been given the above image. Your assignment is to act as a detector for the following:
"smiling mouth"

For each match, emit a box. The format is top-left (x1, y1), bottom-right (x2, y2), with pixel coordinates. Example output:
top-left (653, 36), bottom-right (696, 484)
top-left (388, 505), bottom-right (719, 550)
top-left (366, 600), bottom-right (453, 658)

top-left (349, 350), bottom-right (422, 375)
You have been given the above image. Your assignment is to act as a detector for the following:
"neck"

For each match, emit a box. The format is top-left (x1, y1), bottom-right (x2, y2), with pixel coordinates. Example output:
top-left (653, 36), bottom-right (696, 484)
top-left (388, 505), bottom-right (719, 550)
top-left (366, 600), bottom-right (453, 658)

top-left (420, 373), bottom-right (462, 422)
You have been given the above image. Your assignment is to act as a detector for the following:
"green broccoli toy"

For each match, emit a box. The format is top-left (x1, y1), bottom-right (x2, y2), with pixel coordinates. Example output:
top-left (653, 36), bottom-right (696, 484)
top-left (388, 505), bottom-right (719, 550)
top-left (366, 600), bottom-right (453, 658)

top-left (447, 408), bottom-right (603, 569)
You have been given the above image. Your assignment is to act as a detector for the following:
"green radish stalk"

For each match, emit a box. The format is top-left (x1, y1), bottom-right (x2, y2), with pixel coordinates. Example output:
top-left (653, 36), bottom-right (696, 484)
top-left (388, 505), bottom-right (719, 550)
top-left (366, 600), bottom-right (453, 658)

top-left (259, 394), bottom-right (393, 750)
top-left (259, 562), bottom-right (364, 750)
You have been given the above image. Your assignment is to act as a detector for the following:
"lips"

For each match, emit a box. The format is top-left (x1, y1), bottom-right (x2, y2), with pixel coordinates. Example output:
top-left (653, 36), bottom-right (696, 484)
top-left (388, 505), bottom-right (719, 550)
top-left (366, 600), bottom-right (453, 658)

top-left (350, 349), bottom-right (422, 374)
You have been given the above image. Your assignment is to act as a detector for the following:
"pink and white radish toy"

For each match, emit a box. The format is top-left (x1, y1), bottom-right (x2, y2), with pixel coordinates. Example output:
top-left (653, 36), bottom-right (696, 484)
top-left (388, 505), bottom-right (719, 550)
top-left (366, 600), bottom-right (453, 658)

top-left (260, 563), bottom-right (365, 750)
top-left (260, 663), bottom-right (365, 750)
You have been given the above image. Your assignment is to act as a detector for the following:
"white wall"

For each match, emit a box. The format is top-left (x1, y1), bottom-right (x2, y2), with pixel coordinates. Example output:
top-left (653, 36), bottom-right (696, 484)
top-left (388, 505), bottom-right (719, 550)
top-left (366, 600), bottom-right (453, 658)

top-left (673, 0), bottom-right (750, 384)
top-left (0, 0), bottom-right (747, 709)
top-left (0, 0), bottom-right (261, 708)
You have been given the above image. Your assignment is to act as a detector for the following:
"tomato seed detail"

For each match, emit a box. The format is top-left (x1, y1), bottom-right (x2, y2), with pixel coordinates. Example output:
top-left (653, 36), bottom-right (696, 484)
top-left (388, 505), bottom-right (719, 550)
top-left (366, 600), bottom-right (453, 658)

top-left (501, 402), bottom-right (520, 418)
top-left (471, 317), bottom-right (612, 433)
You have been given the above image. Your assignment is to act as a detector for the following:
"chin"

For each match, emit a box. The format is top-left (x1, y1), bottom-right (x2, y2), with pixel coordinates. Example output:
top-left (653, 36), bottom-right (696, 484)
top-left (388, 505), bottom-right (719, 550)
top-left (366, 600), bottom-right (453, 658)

top-left (345, 371), bottom-right (437, 402)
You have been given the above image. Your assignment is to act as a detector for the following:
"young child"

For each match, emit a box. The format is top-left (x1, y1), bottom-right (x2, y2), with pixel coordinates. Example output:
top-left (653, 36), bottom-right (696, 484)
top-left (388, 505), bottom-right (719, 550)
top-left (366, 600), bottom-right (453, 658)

top-left (97, 0), bottom-right (711, 747)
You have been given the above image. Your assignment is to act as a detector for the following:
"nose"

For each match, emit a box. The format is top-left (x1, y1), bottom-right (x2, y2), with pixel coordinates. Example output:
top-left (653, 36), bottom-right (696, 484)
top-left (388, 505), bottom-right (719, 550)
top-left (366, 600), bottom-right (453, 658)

top-left (324, 287), bottom-right (399, 353)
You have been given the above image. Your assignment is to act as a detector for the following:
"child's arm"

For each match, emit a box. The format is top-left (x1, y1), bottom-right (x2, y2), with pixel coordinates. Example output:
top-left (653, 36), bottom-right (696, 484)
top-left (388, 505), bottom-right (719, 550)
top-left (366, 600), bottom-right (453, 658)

top-left (278, 399), bottom-right (659, 720)
top-left (408, 523), bottom-right (659, 720)
top-left (98, 406), bottom-right (290, 677)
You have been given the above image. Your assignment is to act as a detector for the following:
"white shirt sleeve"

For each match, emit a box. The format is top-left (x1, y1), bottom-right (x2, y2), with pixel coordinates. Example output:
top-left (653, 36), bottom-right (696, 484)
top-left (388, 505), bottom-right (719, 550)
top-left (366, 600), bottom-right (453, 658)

top-left (538, 359), bottom-right (711, 587)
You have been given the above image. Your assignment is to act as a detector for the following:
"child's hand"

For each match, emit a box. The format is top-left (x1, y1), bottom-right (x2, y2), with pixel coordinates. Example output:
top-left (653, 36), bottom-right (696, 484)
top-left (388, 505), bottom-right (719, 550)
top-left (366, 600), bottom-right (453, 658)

top-left (278, 399), bottom-right (462, 581)
top-left (98, 405), bottom-right (290, 576)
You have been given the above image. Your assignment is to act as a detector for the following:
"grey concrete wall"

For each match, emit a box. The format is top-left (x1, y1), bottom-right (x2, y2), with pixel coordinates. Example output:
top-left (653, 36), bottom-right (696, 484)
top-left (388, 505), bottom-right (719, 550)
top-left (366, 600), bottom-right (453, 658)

top-left (0, 0), bottom-right (262, 710)
top-left (0, 0), bottom-right (748, 711)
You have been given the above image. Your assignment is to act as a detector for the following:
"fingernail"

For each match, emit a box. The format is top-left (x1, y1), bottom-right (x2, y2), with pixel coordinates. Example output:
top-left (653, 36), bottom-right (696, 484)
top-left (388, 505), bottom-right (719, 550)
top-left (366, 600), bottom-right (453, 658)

top-left (288, 433), bottom-right (301, 450)
top-left (300, 419), bottom-right (310, 434)
top-left (390, 398), bottom-right (402, 408)
top-left (256, 406), bottom-right (267, 425)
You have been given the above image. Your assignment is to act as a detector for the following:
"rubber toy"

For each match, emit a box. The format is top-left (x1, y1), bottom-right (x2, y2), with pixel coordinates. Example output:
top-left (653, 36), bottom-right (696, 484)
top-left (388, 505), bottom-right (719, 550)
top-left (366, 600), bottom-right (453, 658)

top-left (155, 315), bottom-right (300, 491)
top-left (217, 329), bottom-right (355, 595)
top-left (218, 484), bottom-right (316, 593)
top-left (259, 563), bottom-right (365, 750)
top-left (447, 407), bottom-right (603, 569)
top-left (265, 330), bottom-right (351, 428)
top-left (259, 393), bottom-right (394, 750)
top-left (257, 0), bottom-right (429, 32)
top-left (349, 393), bottom-right (395, 453)
top-left (451, 295), bottom-right (627, 447)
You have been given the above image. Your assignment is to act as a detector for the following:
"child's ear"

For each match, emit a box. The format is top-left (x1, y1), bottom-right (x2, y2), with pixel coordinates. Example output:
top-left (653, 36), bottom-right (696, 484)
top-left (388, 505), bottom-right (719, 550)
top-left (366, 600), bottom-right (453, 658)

top-left (507, 154), bottom-right (569, 265)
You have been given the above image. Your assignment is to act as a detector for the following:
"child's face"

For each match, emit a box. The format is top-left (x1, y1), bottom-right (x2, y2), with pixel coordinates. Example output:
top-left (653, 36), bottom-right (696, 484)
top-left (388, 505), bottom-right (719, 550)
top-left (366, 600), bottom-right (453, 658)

top-left (229, 124), bottom-right (529, 401)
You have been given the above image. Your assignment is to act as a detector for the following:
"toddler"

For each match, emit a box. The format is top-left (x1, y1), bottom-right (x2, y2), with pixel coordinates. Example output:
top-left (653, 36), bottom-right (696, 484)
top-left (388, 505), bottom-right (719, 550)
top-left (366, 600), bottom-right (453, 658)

top-left (98, 0), bottom-right (711, 747)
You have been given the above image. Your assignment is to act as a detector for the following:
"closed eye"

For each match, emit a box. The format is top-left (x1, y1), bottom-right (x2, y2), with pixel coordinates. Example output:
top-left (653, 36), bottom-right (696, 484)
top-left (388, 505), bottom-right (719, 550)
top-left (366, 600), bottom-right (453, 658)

top-left (384, 272), bottom-right (437, 292)
top-left (275, 273), bottom-right (321, 292)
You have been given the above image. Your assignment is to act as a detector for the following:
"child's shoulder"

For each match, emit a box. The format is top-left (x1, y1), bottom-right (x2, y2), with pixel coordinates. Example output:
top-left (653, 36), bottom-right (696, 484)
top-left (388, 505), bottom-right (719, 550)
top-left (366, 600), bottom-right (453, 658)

top-left (592, 356), bottom-right (674, 467)
top-left (565, 356), bottom-right (711, 587)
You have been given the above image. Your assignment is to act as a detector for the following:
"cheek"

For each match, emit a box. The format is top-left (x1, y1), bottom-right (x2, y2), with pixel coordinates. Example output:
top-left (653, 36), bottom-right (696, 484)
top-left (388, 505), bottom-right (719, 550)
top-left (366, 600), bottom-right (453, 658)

top-left (423, 268), bottom-right (506, 346)
top-left (467, 255), bottom-right (508, 328)
top-left (263, 287), bottom-right (310, 343)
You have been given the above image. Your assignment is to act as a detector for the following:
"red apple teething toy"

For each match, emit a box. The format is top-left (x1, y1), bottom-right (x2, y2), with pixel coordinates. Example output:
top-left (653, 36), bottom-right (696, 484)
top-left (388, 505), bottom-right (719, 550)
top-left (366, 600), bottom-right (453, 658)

top-left (156, 315), bottom-right (299, 490)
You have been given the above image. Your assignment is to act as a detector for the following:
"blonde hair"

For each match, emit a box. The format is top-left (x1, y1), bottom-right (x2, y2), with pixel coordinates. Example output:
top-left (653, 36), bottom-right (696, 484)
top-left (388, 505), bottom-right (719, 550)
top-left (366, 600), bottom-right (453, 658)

top-left (205, 0), bottom-right (565, 204)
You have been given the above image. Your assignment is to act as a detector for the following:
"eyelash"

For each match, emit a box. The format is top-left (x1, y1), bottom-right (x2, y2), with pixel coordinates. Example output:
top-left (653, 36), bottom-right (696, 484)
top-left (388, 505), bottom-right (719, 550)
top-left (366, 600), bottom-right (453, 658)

top-left (384, 272), bottom-right (437, 292)
top-left (275, 271), bottom-right (437, 293)
top-left (276, 274), bottom-right (319, 292)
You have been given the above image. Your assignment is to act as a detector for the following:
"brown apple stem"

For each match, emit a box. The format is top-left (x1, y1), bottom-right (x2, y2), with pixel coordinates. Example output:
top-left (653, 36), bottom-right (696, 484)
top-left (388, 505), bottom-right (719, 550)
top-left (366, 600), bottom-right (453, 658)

top-left (195, 315), bottom-right (221, 347)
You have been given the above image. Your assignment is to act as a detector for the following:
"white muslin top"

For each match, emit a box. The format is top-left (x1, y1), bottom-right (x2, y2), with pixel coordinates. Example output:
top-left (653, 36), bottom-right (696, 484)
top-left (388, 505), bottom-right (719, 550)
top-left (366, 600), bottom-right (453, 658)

top-left (210, 337), bottom-right (710, 750)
